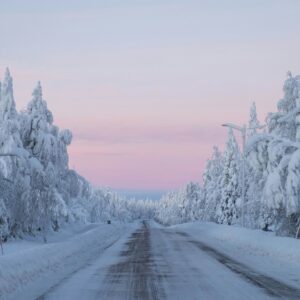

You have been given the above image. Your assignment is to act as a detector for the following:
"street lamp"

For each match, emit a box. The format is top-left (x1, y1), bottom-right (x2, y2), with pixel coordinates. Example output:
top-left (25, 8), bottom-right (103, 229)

top-left (221, 123), bottom-right (265, 227)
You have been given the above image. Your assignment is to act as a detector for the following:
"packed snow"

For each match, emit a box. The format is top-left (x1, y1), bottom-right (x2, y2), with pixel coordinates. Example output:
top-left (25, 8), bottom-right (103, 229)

top-left (1, 221), bottom-right (300, 299)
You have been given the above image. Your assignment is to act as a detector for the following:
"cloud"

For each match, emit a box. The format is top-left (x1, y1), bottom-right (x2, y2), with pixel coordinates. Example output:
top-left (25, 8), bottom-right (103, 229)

top-left (72, 123), bottom-right (225, 145)
top-left (72, 150), bottom-right (130, 157)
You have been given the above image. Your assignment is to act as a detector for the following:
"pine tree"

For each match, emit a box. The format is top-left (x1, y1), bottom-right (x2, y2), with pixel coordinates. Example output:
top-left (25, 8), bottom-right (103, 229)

top-left (22, 82), bottom-right (54, 162)
top-left (217, 128), bottom-right (241, 225)
top-left (260, 73), bottom-right (300, 232)
top-left (202, 146), bottom-right (223, 221)
top-left (0, 68), bottom-right (17, 121)
top-left (247, 102), bottom-right (260, 138)
top-left (267, 71), bottom-right (300, 141)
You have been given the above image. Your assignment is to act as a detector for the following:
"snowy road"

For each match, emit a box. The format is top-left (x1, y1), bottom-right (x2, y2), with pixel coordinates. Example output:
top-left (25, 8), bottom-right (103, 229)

top-left (35, 221), bottom-right (300, 300)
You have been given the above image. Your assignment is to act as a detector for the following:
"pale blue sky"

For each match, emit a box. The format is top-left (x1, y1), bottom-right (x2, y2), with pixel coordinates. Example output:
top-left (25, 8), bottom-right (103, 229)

top-left (0, 0), bottom-right (300, 190)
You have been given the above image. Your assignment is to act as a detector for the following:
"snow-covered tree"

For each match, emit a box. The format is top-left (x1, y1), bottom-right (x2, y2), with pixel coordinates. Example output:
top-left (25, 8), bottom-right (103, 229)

top-left (0, 68), bottom-right (17, 122)
top-left (267, 72), bottom-right (300, 141)
top-left (154, 71), bottom-right (300, 237)
top-left (217, 128), bottom-right (241, 225)
top-left (0, 69), bottom-right (169, 240)
top-left (259, 73), bottom-right (300, 234)
top-left (3, 67), bottom-right (300, 240)
top-left (155, 183), bottom-right (203, 225)
top-left (21, 82), bottom-right (55, 162)
top-left (202, 146), bottom-right (224, 221)
top-left (247, 102), bottom-right (260, 138)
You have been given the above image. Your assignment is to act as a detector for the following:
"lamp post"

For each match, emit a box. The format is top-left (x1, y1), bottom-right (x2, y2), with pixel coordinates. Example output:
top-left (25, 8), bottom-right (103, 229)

top-left (221, 123), bottom-right (265, 227)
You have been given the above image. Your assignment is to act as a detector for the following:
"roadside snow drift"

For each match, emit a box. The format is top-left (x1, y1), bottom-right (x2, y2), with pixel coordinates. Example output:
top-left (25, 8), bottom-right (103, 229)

top-left (0, 223), bottom-right (136, 300)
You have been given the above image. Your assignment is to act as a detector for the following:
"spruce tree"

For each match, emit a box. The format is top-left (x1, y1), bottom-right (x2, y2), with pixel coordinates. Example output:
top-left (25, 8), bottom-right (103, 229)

top-left (217, 128), bottom-right (241, 225)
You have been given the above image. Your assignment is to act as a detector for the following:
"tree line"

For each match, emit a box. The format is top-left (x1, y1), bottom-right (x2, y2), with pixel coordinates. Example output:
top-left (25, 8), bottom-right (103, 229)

top-left (156, 72), bottom-right (300, 238)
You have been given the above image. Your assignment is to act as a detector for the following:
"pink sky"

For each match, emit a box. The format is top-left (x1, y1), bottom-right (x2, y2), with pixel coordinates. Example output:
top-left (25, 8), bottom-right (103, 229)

top-left (1, 1), bottom-right (300, 190)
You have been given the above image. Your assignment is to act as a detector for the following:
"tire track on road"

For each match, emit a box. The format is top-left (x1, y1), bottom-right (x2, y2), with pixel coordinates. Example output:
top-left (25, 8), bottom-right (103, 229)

top-left (100, 221), bottom-right (166, 300)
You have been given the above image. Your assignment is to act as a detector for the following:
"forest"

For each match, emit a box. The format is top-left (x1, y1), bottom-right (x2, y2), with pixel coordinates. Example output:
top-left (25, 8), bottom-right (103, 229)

top-left (0, 69), bottom-right (300, 240)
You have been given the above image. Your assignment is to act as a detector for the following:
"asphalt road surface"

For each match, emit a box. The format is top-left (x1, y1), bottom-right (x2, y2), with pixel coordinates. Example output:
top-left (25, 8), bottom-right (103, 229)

top-left (38, 221), bottom-right (300, 300)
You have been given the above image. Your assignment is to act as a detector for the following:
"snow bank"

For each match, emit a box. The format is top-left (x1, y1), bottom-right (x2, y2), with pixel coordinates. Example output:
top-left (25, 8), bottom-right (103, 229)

top-left (172, 221), bottom-right (300, 287)
top-left (0, 222), bottom-right (137, 300)
top-left (173, 221), bottom-right (300, 263)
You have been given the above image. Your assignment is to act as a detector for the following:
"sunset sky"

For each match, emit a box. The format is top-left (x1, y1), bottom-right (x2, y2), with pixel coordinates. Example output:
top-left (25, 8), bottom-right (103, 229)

top-left (1, 0), bottom-right (300, 192)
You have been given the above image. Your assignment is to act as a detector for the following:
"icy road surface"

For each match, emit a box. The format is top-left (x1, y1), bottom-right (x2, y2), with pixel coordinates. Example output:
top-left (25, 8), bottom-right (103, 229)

top-left (36, 221), bottom-right (300, 300)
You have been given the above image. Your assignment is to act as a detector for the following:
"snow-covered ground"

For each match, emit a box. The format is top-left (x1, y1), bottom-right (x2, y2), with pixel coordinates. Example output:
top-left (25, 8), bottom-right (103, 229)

top-left (1, 220), bottom-right (300, 300)
top-left (173, 221), bottom-right (300, 290)
top-left (38, 220), bottom-right (300, 299)
top-left (0, 222), bottom-right (138, 300)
